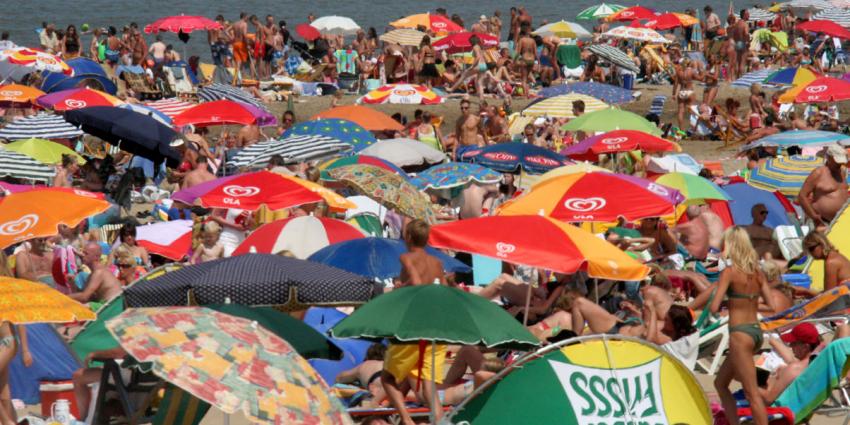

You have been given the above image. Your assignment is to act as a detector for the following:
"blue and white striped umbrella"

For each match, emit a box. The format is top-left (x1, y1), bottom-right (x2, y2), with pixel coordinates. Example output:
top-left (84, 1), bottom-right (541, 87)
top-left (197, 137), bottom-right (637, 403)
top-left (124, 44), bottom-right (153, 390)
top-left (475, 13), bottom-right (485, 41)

top-left (0, 113), bottom-right (83, 140)
top-left (0, 148), bottom-right (55, 181)
top-left (198, 83), bottom-right (268, 112)
top-left (118, 103), bottom-right (172, 126)
top-left (732, 68), bottom-right (774, 87)
top-left (740, 130), bottom-right (850, 150)
top-left (229, 134), bottom-right (352, 169)
top-left (815, 8), bottom-right (850, 27)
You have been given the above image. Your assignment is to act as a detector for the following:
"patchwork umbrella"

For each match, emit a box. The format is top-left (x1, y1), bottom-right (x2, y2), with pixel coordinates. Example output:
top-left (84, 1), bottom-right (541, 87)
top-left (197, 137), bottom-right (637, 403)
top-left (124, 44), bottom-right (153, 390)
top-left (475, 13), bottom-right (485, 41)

top-left (797, 19), bottom-right (850, 39)
top-left (136, 219), bottom-right (193, 261)
top-left (328, 164), bottom-right (436, 223)
top-left (561, 107), bottom-right (662, 135)
top-left (390, 13), bottom-right (463, 33)
top-left (532, 21), bottom-right (592, 39)
top-left (3, 138), bottom-right (85, 165)
top-left (0, 149), bottom-right (55, 181)
top-left (562, 129), bottom-right (679, 161)
top-left (106, 307), bottom-right (352, 424)
top-left (465, 142), bottom-right (569, 174)
top-left (523, 93), bottom-right (608, 118)
top-left (411, 162), bottom-right (501, 190)
top-left (232, 216), bottom-right (365, 258)
top-left (0, 84), bottom-right (45, 106)
top-left (0, 47), bottom-right (72, 82)
top-left (378, 29), bottom-right (426, 46)
top-left (358, 83), bottom-right (443, 105)
top-left (0, 113), bottom-right (83, 140)
top-left (739, 129), bottom-right (850, 151)
top-left (778, 76), bottom-right (850, 103)
top-left (144, 97), bottom-right (195, 119)
top-left (311, 16), bottom-right (361, 36)
top-left (228, 134), bottom-right (352, 168)
top-left (602, 26), bottom-right (669, 43)
top-left (197, 83), bottom-right (267, 111)
top-left (432, 32), bottom-right (499, 54)
top-left (173, 99), bottom-right (275, 127)
top-left (748, 155), bottom-right (837, 197)
top-left (606, 6), bottom-right (657, 22)
top-left (538, 81), bottom-right (633, 104)
top-left (496, 172), bottom-right (683, 222)
top-left (295, 23), bottom-right (321, 41)
top-left (312, 105), bottom-right (404, 132)
top-left (358, 138), bottom-right (446, 167)
top-left (576, 3), bottom-right (626, 20)
top-left (654, 172), bottom-right (732, 205)
top-left (37, 88), bottom-right (123, 111)
top-left (429, 215), bottom-right (650, 280)
top-left (586, 44), bottom-right (640, 73)
top-left (283, 118), bottom-right (377, 151)
top-left (0, 277), bottom-right (95, 323)
top-left (815, 8), bottom-right (850, 27)
top-left (763, 67), bottom-right (819, 86)
top-left (309, 237), bottom-right (470, 279)
top-left (317, 155), bottom-right (410, 182)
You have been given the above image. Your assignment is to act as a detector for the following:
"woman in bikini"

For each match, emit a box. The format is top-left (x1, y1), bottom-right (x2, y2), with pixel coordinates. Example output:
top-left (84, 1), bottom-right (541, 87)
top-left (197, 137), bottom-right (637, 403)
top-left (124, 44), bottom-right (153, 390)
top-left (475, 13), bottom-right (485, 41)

top-left (417, 36), bottom-right (438, 88)
top-left (110, 223), bottom-right (150, 269)
top-left (712, 226), bottom-right (777, 425)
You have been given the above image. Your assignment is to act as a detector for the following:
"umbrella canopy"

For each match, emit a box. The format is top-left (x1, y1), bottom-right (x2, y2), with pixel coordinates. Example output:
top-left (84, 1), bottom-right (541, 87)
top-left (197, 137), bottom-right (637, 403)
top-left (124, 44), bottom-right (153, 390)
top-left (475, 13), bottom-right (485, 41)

top-left (359, 83), bottom-right (443, 105)
top-left (295, 23), bottom-right (322, 41)
top-left (0, 112), bottom-right (83, 140)
top-left (722, 182), bottom-right (796, 228)
top-left (533, 162), bottom-right (612, 184)
top-left (779, 76), bottom-right (850, 103)
top-left (739, 129), bottom-right (850, 150)
top-left (639, 12), bottom-right (697, 30)
top-left (330, 284), bottom-right (539, 349)
top-left (606, 5), bottom-right (657, 21)
top-left (173, 99), bottom-right (274, 127)
top-left (124, 254), bottom-right (378, 309)
top-left (197, 83), bottom-right (267, 111)
top-left (308, 237), bottom-right (470, 279)
top-left (602, 26), bottom-right (669, 43)
top-left (144, 15), bottom-right (222, 34)
top-left (497, 172), bottom-right (683, 222)
top-left (798, 19), bottom-right (850, 38)
top-left (562, 129), bottom-right (679, 161)
top-left (538, 81), bottom-right (633, 104)
top-left (411, 162), bottom-right (502, 190)
top-left (36, 88), bottom-right (123, 111)
top-left (358, 138), bottom-right (446, 167)
top-left (465, 142), bottom-right (569, 174)
top-left (732, 68), bottom-right (775, 87)
top-left (646, 153), bottom-right (704, 175)
top-left (0, 84), bottom-right (44, 106)
top-left (763, 67), bottom-right (819, 86)
top-left (561, 107), bottom-right (662, 135)
top-left (117, 103), bottom-right (172, 126)
top-left (328, 164), bottom-right (436, 223)
top-left (0, 187), bottom-right (109, 248)
top-left (654, 172), bottom-right (731, 204)
top-left (144, 97), bottom-right (195, 119)
top-left (432, 32), bottom-right (500, 54)
top-left (532, 21), bottom-right (592, 39)
top-left (815, 8), bottom-right (850, 27)
top-left (429, 215), bottom-right (650, 280)
top-left (390, 13), bottom-right (463, 33)
top-left (0, 47), bottom-right (72, 82)
top-left (232, 216), bottom-right (365, 258)
top-left (64, 106), bottom-right (181, 167)
top-left (748, 7), bottom-right (778, 21)
top-left (312, 105), bottom-right (404, 132)
top-left (311, 16), bottom-right (361, 35)
top-left (748, 155), bottom-right (837, 197)
top-left (0, 149), bottom-right (55, 181)
top-left (228, 134), bottom-right (352, 168)
top-left (283, 118), bottom-right (377, 151)
top-left (317, 155), bottom-right (410, 182)
top-left (775, 0), bottom-right (832, 9)
top-left (577, 3), bottom-right (626, 20)
top-left (378, 29), bottom-right (426, 46)
top-left (107, 307), bottom-right (352, 424)
top-left (589, 44), bottom-right (642, 73)
top-left (136, 220), bottom-right (193, 261)
top-left (3, 138), bottom-right (85, 165)
top-left (0, 277), bottom-right (95, 324)
top-left (523, 93), bottom-right (608, 118)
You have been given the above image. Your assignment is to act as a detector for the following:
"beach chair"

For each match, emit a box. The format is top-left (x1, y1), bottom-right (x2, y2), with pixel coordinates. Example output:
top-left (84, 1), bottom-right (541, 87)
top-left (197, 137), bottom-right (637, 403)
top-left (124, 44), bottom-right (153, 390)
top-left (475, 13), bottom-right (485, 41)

top-left (649, 95), bottom-right (667, 116)
top-left (713, 106), bottom-right (749, 148)
top-left (151, 384), bottom-right (211, 425)
top-left (348, 405), bottom-right (452, 425)
top-left (773, 338), bottom-right (850, 424)
top-left (163, 66), bottom-right (196, 99)
top-left (122, 72), bottom-right (162, 100)
top-left (695, 312), bottom-right (730, 375)
top-left (90, 358), bottom-right (163, 424)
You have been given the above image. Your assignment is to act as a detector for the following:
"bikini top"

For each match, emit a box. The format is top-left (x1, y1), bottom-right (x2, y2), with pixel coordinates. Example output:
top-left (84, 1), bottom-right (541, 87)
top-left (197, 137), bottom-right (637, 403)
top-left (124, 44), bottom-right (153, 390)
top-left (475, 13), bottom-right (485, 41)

top-left (727, 289), bottom-right (759, 300)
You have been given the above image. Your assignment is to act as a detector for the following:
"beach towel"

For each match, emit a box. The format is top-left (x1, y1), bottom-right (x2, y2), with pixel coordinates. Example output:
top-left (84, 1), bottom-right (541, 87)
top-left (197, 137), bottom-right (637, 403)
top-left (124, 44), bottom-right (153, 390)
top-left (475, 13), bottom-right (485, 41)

top-left (774, 338), bottom-right (850, 422)
top-left (556, 44), bottom-right (582, 70)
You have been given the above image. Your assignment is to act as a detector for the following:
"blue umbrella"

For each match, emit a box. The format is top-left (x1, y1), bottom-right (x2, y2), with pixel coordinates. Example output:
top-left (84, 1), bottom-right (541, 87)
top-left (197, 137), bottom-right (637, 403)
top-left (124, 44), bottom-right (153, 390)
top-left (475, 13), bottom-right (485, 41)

top-left (464, 142), bottom-right (569, 174)
top-left (284, 118), bottom-right (378, 151)
top-left (722, 182), bottom-right (793, 228)
top-left (537, 81), bottom-right (633, 104)
top-left (308, 237), bottom-right (471, 280)
top-left (740, 130), bottom-right (850, 150)
top-left (411, 162), bottom-right (502, 190)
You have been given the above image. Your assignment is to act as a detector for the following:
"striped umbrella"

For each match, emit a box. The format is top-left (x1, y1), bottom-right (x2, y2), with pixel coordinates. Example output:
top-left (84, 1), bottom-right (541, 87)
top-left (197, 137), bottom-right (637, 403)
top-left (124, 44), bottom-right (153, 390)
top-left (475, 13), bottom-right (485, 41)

top-left (780, 0), bottom-right (832, 9)
top-left (829, 0), bottom-right (850, 8)
top-left (232, 216), bottom-right (365, 258)
top-left (763, 67), bottom-right (819, 86)
top-left (815, 8), bottom-right (850, 26)
top-left (740, 129), bottom-right (850, 150)
top-left (378, 29), bottom-right (426, 46)
top-left (748, 7), bottom-right (777, 22)
top-left (532, 21), bottom-right (592, 39)
top-left (317, 155), bottom-right (410, 182)
top-left (732, 68), bottom-right (774, 87)
top-left (198, 83), bottom-right (268, 111)
top-left (748, 155), bottom-right (835, 197)
top-left (538, 82), bottom-right (633, 104)
top-left (229, 135), bottom-right (352, 169)
top-left (587, 44), bottom-right (640, 73)
top-left (0, 113), bottom-right (83, 140)
top-left (144, 98), bottom-right (195, 119)
top-left (576, 3), bottom-right (626, 20)
top-left (522, 93), bottom-right (608, 118)
top-left (118, 103), bottom-right (172, 126)
top-left (0, 148), bottom-right (55, 181)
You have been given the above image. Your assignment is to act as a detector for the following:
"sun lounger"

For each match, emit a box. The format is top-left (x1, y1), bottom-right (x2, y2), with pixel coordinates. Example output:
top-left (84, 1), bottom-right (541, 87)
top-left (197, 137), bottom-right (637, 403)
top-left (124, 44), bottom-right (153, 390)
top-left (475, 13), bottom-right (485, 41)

top-left (163, 66), bottom-right (196, 99)
top-left (348, 405), bottom-right (452, 424)
top-left (774, 338), bottom-right (850, 424)
top-left (121, 71), bottom-right (162, 101)
top-left (90, 358), bottom-right (162, 424)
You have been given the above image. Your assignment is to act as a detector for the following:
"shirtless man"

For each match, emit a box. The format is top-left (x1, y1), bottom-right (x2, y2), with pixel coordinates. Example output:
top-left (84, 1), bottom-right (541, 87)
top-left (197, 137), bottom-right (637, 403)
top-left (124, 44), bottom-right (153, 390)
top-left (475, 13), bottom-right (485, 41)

top-left (236, 124), bottom-right (262, 147)
top-left (459, 183), bottom-right (499, 219)
top-left (516, 24), bottom-right (537, 99)
top-left (471, 16), bottom-right (488, 34)
top-left (398, 219), bottom-right (446, 286)
top-left (229, 13), bottom-right (250, 84)
top-left (129, 29), bottom-right (147, 66)
top-left (208, 15), bottom-right (231, 67)
top-left (261, 15), bottom-right (277, 77)
top-left (674, 57), bottom-right (696, 131)
top-left (760, 323), bottom-right (820, 405)
top-left (799, 144), bottom-right (848, 230)
top-left (745, 204), bottom-right (781, 259)
top-left (730, 10), bottom-right (751, 79)
top-left (181, 156), bottom-right (216, 189)
top-left (15, 238), bottom-right (55, 286)
top-left (485, 105), bottom-right (509, 143)
top-left (69, 242), bottom-right (122, 304)
top-left (452, 99), bottom-right (482, 160)
top-left (490, 11), bottom-right (503, 37)
top-left (674, 205), bottom-right (711, 260)
top-left (148, 35), bottom-right (166, 64)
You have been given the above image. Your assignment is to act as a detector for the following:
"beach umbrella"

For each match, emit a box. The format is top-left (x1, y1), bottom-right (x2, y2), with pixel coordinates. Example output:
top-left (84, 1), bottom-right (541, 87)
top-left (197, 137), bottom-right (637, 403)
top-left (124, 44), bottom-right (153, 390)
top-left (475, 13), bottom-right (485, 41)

top-left (748, 155), bottom-right (838, 197)
top-left (411, 162), bottom-right (501, 190)
top-left (0, 277), bottom-right (95, 323)
top-left (317, 155), bottom-right (410, 182)
top-left (530, 162), bottom-right (612, 187)
top-left (449, 336), bottom-right (711, 425)
top-left (561, 129), bottom-right (679, 161)
top-left (107, 307), bottom-right (352, 424)
top-left (283, 118), bottom-right (377, 151)
top-left (328, 164), bottom-right (436, 223)
top-left (606, 6), bottom-right (657, 22)
top-left (228, 134), bottom-right (352, 168)
top-left (390, 13), bottom-right (463, 33)
top-left (358, 83), bottom-right (443, 105)
top-left (561, 107), bottom-right (662, 135)
top-left (232, 216), bottom-right (365, 258)
top-left (311, 16), bottom-right (361, 35)
top-left (763, 67), bottom-right (819, 86)
top-left (586, 44), bottom-right (640, 73)
top-left (654, 172), bottom-right (732, 205)
top-left (197, 83), bottom-right (267, 111)
top-left (429, 215), bottom-right (650, 279)
top-left (358, 138), bottom-right (446, 167)
top-left (532, 21), bottom-right (592, 39)
top-left (0, 149), bottom-right (56, 182)
top-left (378, 29), bottom-right (426, 46)
top-left (739, 129), bottom-right (850, 151)
top-left (309, 237), bottom-right (470, 279)
top-left (815, 8), bottom-right (850, 26)
top-left (64, 106), bottom-right (181, 167)
top-left (135, 219), bottom-right (193, 261)
top-left (295, 23), bottom-right (321, 41)
top-left (36, 88), bottom-right (122, 111)
top-left (144, 97), bottom-right (194, 119)
top-left (173, 99), bottom-right (275, 127)
top-left (602, 26), bottom-right (669, 43)
top-left (144, 15), bottom-right (221, 34)
top-left (577, 3), bottom-right (626, 20)
top-left (778, 76), bottom-right (850, 103)
top-left (465, 142), bottom-right (569, 174)
top-left (0, 112), bottom-right (83, 141)
top-left (523, 93), bottom-right (608, 118)
top-left (497, 172), bottom-right (683, 222)
top-left (721, 182), bottom-right (796, 228)
top-left (0, 84), bottom-right (44, 107)
top-left (432, 32), bottom-right (499, 54)
top-left (3, 138), bottom-right (84, 165)
top-left (0, 47), bottom-right (72, 83)
top-left (117, 103), bottom-right (172, 126)
top-left (646, 153), bottom-right (703, 175)
top-left (538, 81), bottom-right (633, 104)
top-left (312, 105), bottom-right (404, 132)
top-left (748, 7), bottom-right (777, 21)
top-left (0, 187), bottom-right (110, 248)
top-left (732, 68), bottom-right (774, 87)
top-left (125, 254), bottom-right (377, 309)
top-left (639, 13), bottom-right (696, 30)
top-left (776, 0), bottom-right (833, 10)
top-left (798, 19), bottom-right (850, 38)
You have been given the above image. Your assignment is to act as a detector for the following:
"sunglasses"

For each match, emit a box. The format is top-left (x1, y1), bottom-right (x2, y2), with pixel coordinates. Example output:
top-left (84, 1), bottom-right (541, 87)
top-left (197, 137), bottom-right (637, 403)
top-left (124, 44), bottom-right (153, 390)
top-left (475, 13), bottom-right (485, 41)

top-left (118, 263), bottom-right (134, 269)
top-left (758, 211), bottom-right (768, 215)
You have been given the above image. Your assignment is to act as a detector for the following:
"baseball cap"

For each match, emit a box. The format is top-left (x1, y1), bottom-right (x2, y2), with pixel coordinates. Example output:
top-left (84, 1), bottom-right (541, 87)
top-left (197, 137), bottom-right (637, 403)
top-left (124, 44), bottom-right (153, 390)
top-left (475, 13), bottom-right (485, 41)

top-left (827, 144), bottom-right (848, 164)
top-left (781, 323), bottom-right (820, 346)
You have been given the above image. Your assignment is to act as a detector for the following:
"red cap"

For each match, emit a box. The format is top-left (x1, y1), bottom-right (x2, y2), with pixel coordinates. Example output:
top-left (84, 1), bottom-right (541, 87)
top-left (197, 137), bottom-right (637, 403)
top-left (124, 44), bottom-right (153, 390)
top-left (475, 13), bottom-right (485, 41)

top-left (781, 323), bottom-right (820, 346)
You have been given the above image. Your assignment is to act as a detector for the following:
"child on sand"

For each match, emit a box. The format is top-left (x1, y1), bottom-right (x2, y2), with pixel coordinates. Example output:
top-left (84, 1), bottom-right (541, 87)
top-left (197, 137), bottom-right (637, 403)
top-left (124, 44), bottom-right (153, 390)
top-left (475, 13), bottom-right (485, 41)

top-left (191, 221), bottom-right (225, 264)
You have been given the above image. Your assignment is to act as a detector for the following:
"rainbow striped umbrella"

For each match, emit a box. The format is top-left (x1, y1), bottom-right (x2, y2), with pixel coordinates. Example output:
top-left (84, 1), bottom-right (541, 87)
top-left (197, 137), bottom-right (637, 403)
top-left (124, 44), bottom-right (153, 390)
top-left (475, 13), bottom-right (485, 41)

top-left (763, 67), bottom-right (819, 86)
top-left (748, 155), bottom-right (842, 197)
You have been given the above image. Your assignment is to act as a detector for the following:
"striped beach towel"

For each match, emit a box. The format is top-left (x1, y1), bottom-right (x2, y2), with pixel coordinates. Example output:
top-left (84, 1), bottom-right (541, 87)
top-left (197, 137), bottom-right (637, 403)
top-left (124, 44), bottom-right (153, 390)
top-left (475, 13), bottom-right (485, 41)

top-left (732, 68), bottom-right (773, 88)
top-left (198, 83), bottom-right (268, 112)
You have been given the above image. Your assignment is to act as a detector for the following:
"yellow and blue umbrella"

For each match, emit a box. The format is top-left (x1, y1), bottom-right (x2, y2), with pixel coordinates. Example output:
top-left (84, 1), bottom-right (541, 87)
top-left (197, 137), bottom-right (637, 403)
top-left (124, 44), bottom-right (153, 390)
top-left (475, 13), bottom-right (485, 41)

top-left (411, 162), bottom-right (502, 190)
top-left (763, 67), bottom-right (819, 86)
top-left (740, 129), bottom-right (850, 151)
top-left (532, 21), bottom-right (592, 39)
top-left (748, 155), bottom-right (843, 197)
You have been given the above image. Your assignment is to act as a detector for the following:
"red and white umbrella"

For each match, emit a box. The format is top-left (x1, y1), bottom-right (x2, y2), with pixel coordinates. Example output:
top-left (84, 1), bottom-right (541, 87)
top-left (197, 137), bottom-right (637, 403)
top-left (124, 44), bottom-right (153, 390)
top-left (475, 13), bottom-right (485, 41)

top-left (145, 98), bottom-right (195, 119)
top-left (232, 216), bottom-right (365, 259)
top-left (0, 47), bottom-right (72, 82)
top-left (136, 220), bottom-right (193, 261)
top-left (358, 84), bottom-right (443, 105)
top-left (432, 32), bottom-right (499, 54)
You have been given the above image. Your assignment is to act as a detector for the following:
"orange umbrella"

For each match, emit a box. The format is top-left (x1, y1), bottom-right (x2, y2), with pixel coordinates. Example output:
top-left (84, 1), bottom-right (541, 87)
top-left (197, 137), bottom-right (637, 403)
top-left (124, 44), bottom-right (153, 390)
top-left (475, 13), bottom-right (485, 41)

top-left (0, 277), bottom-right (95, 323)
top-left (0, 84), bottom-right (45, 106)
top-left (312, 105), bottom-right (404, 132)
top-left (0, 188), bottom-right (110, 248)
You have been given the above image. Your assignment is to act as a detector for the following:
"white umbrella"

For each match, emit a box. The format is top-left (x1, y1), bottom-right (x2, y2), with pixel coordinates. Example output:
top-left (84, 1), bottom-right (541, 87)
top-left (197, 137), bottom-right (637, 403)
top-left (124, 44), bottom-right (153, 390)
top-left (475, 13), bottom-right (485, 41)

top-left (815, 8), bottom-right (850, 26)
top-left (359, 138), bottom-right (447, 167)
top-left (747, 7), bottom-right (777, 22)
top-left (532, 21), bottom-right (593, 39)
top-left (602, 26), bottom-right (670, 44)
top-left (311, 16), bottom-right (361, 36)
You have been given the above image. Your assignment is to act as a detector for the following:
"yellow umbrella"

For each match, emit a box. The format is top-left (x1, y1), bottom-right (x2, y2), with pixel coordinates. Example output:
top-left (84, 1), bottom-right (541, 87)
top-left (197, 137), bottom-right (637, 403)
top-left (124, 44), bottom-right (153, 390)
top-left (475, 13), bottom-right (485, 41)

top-left (3, 138), bottom-right (85, 165)
top-left (523, 93), bottom-right (608, 118)
top-left (672, 13), bottom-right (699, 27)
top-left (0, 277), bottom-right (96, 323)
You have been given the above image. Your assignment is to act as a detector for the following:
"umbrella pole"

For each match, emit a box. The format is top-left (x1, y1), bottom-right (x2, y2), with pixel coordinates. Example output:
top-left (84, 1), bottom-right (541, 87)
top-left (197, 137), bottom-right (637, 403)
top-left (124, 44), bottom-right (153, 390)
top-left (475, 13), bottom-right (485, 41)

top-left (594, 278), bottom-right (599, 304)
top-left (224, 414), bottom-right (230, 425)
top-left (430, 340), bottom-right (438, 424)
top-left (522, 281), bottom-right (532, 326)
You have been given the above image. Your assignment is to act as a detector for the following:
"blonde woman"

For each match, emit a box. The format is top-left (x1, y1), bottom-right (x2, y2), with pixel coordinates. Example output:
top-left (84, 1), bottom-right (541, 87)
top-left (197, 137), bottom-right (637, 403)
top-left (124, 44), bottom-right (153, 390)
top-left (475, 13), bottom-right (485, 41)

top-left (804, 231), bottom-right (850, 291)
top-left (712, 227), bottom-right (777, 425)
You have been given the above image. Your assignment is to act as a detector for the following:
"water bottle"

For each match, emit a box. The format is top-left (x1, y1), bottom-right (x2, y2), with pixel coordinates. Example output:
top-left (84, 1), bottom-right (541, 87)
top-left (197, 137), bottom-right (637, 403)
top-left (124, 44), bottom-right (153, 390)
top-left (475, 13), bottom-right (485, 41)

top-left (50, 399), bottom-right (75, 425)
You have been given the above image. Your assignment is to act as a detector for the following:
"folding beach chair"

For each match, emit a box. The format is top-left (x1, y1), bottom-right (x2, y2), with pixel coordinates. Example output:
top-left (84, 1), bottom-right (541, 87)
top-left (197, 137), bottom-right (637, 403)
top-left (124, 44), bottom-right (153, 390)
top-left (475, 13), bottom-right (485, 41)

top-left (151, 384), bottom-right (211, 425)
top-left (773, 338), bottom-right (850, 424)
top-left (90, 358), bottom-right (163, 424)
top-left (649, 95), bottom-right (667, 116)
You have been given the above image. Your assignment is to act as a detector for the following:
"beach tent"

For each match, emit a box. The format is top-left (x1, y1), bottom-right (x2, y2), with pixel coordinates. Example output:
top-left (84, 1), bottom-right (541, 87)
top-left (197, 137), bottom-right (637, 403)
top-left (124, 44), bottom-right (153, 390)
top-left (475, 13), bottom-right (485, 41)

top-left (721, 182), bottom-right (796, 228)
top-left (10, 324), bottom-right (80, 404)
top-left (41, 57), bottom-right (117, 95)
top-left (304, 307), bottom-right (373, 386)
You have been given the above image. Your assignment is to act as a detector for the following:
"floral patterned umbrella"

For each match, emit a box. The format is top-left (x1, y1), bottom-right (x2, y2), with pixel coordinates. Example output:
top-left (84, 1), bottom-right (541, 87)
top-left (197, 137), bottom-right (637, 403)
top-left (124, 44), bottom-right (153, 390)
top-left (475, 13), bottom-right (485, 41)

top-left (601, 26), bottom-right (670, 44)
top-left (106, 307), bottom-right (352, 424)
top-left (0, 277), bottom-right (95, 324)
top-left (411, 162), bottom-right (502, 190)
top-left (328, 164), bottom-right (436, 223)
top-left (358, 84), bottom-right (443, 105)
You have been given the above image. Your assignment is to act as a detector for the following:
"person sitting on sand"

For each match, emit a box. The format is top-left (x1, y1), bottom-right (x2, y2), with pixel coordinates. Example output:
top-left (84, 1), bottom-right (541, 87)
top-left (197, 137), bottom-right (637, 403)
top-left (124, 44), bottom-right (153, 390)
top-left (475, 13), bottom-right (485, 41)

top-left (190, 221), bottom-right (225, 264)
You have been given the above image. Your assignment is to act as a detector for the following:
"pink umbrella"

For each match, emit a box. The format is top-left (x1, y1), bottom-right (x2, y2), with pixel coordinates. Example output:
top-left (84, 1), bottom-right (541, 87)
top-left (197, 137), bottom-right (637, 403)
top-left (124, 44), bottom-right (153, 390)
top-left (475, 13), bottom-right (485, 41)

top-left (432, 32), bottom-right (499, 54)
top-left (136, 220), bottom-right (193, 261)
top-left (144, 15), bottom-right (222, 34)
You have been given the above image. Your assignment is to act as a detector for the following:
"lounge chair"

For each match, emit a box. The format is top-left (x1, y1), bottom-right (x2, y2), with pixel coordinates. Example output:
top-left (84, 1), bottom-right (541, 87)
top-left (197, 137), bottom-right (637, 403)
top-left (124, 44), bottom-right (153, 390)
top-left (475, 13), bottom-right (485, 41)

top-left (713, 105), bottom-right (749, 148)
top-left (163, 66), bottom-right (196, 99)
top-left (122, 72), bottom-right (162, 100)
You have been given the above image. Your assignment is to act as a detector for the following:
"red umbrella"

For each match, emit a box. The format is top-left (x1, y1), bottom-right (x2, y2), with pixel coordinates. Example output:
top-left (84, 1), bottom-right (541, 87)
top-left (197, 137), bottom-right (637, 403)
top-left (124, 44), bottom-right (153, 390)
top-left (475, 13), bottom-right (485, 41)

top-left (790, 76), bottom-right (850, 103)
top-left (296, 23), bottom-right (322, 41)
top-left (641, 13), bottom-right (684, 30)
top-left (144, 15), bottom-right (222, 34)
top-left (232, 216), bottom-right (364, 258)
top-left (172, 100), bottom-right (259, 127)
top-left (607, 6), bottom-right (656, 22)
top-left (562, 130), bottom-right (679, 161)
top-left (432, 32), bottom-right (499, 54)
top-left (195, 170), bottom-right (354, 211)
top-left (797, 20), bottom-right (850, 39)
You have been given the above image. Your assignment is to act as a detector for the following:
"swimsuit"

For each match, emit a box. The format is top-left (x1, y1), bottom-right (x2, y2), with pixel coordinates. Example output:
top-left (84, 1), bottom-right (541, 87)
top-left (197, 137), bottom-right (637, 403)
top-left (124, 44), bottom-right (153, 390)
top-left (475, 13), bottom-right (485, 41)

top-left (730, 322), bottom-right (764, 347)
top-left (678, 89), bottom-right (694, 100)
top-left (0, 335), bottom-right (14, 348)
top-left (735, 41), bottom-right (747, 52)
top-left (232, 41), bottom-right (249, 63)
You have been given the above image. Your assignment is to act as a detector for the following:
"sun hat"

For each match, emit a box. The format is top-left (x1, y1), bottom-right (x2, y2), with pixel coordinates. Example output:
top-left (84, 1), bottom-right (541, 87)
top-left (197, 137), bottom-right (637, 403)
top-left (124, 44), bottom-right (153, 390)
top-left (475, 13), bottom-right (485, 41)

top-left (827, 144), bottom-right (848, 164)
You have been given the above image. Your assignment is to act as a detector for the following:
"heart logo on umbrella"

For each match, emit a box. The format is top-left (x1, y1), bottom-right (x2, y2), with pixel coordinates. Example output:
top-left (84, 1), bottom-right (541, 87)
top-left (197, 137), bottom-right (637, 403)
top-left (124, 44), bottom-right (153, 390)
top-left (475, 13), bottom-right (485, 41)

top-left (805, 85), bottom-right (828, 94)
top-left (601, 137), bottom-right (629, 145)
top-left (64, 99), bottom-right (87, 109)
top-left (223, 185), bottom-right (261, 197)
top-left (563, 197), bottom-right (607, 212)
top-left (646, 183), bottom-right (670, 196)
top-left (0, 90), bottom-right (23, 97)
top-left (0, 214), bottom-right (38, 236)
top-left (495, 242), bottom-right (516, 258)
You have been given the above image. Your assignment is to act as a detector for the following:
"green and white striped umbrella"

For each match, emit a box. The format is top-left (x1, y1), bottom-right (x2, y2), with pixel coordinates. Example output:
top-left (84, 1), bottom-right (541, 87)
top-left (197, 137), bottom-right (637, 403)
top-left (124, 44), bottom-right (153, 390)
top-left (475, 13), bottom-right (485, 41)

top-left (576, 3), bottom-right (626, 20)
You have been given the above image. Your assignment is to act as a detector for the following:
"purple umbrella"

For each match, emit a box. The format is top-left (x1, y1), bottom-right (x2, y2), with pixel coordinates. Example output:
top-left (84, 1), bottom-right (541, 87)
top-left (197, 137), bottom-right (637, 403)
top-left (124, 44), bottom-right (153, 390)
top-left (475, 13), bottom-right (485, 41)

top-left (616, 173), bottom-right (686, 205)
top-left (240, 102), bottom-right (278, 127)
top-left (171, 174), bottom-right (239, 205)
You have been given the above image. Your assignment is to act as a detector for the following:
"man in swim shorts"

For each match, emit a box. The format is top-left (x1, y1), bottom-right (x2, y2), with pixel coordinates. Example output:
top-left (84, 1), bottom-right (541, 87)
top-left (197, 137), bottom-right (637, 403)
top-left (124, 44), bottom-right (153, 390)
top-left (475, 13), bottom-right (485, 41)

top-left (229, 12), bottom-right (250, 84)
top-left (730, 10), bottom-right (750, 79)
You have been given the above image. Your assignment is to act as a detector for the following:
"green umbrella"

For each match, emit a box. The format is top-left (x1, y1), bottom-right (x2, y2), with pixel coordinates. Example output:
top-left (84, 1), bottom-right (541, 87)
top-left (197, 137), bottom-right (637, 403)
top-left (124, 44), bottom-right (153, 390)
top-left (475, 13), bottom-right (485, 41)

top-left (561, 107), bottom-right (662, 135)
top-left (3, 137), bottom-right (85, 165)
top-left (576, 3), bottom-right (626, 20)
top-left (654, 172), bottom-right (732, 205)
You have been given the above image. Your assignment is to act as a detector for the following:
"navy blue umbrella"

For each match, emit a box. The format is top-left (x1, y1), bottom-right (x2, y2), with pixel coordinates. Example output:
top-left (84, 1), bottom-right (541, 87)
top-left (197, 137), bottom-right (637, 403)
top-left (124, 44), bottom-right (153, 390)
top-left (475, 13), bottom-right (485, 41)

top-left (124, 254), bottom-right (379, 310)
top-left (308, 237), bottom-right (471, 280)
top-left (64, 106), bottom-right (181, 168)
top-left (463, 142), bottom-right (569, 174)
